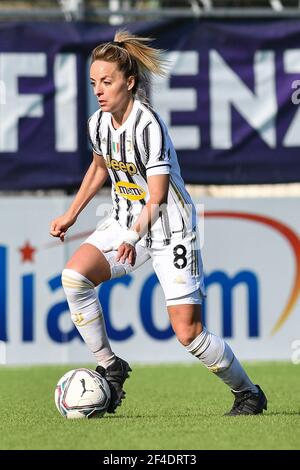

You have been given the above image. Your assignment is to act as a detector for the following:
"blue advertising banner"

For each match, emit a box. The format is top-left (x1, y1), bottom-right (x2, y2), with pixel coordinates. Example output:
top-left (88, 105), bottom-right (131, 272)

top-left (1, 19), bottom-right (300, 189)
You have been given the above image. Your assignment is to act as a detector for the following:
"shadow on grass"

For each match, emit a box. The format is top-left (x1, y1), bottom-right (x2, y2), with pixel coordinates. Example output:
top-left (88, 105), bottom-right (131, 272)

top-left (265, 411), bottom-right (300, 416)
top-left (104, 410), bottom-right (300, 420)
top-left (105, 412), bottom-right (230, 420)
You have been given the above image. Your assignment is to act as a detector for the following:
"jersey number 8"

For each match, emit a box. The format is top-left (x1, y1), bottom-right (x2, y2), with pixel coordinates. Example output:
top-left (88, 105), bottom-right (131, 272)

top-left (173, 245), bottom-right (187, 269)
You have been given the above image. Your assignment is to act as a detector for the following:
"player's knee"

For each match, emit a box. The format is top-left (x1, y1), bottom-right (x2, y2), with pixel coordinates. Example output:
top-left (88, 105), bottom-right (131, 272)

top-left (61, 268), bottom-right (94, 301)
top-left (176, 325), bottom-right (201, 347)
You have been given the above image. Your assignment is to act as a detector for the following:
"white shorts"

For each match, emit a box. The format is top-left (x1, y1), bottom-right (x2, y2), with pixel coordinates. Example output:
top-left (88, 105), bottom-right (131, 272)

top-left (166, 289), bottom-right (203, 307)
top-left (83, 218), bottom-right (205, 303)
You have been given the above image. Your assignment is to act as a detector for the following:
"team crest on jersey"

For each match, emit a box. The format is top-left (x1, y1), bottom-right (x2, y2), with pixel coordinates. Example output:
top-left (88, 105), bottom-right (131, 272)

top-left (115, 181), bottom-right (146, 201)
top-left (126, 139), bottom-right (133, 153)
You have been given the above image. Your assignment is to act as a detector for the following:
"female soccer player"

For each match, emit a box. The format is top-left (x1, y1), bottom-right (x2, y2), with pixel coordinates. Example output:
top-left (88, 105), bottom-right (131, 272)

top-left (50, 30), bottom-right (267, 416)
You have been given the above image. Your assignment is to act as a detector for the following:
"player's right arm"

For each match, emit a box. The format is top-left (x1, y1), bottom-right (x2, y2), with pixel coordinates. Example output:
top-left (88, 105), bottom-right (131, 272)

top-left (50, 152), bottom-right (109, 242)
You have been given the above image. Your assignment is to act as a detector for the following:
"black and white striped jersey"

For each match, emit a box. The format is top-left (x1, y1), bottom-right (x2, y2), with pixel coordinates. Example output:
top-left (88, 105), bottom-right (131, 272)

top-left (88, 99), bottom-right (196, 247)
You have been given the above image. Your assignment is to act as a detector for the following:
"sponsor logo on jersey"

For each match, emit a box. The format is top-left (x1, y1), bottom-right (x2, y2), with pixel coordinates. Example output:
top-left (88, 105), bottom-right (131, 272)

top-left (115, 181), bottom-right (146, 200)
top-left (106, 157), bottom-right (137, 176)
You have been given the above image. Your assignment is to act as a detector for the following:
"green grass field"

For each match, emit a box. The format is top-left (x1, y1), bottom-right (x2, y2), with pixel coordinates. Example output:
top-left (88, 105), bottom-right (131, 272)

top-left (0, 362), bottom-right (299, 450)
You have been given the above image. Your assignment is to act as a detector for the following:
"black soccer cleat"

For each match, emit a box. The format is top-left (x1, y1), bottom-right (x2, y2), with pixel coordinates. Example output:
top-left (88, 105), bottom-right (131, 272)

top-left (96, 356), bottom-right (132, 414)
top-left (225, 384), bottom-right (268, 416)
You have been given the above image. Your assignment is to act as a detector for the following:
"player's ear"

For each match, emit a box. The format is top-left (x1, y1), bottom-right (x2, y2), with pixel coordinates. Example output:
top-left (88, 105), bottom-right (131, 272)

top-left (127, 75), bottom-right (135, 91)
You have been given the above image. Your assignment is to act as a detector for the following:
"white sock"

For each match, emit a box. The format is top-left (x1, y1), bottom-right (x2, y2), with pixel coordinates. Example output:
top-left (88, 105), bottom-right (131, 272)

top-left (62, 268), bottom-right (115, 368)
top-left (186, 328), bottom-right (258, 393)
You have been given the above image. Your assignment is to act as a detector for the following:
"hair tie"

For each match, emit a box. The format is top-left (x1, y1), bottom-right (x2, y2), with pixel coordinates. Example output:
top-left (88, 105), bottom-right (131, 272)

top-left (111, 41), bottom-right (124, 47)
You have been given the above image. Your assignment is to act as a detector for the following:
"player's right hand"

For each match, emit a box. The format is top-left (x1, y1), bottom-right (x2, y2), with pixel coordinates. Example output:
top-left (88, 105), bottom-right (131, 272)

top-left (50, 213), bottom-right (76, 242)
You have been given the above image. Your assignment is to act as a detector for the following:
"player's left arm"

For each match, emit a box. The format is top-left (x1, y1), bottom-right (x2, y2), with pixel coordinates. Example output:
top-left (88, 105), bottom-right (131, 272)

top-left (116, 174), bottom-right (169, 266)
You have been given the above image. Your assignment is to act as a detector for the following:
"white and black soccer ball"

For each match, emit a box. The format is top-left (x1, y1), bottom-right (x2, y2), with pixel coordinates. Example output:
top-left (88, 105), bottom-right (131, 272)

top-left (55, 368), bottom-right (111, 419)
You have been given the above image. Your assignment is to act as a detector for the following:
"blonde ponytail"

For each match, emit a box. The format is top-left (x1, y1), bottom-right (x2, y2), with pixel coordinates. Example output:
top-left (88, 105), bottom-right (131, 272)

top-left (91, 29), bottom-right (167, 101)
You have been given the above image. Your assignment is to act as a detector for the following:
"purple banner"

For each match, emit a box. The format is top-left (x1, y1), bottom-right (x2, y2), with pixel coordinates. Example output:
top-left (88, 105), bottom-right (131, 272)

top-left (1, 19), bottom-right (300, 189)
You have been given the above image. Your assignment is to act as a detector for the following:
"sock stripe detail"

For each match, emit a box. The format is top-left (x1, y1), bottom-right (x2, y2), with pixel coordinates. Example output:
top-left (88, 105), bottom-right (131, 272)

top-left (62, 280), bottom-right (90, 289)
top-left (62, 274), bottom-right (91, 284)
top-left (72, 314), bottom-right (101, 327)
top-left (62, 270), bottom-right (94, 288)
top-left (62, 276), bottom-right (92, 289)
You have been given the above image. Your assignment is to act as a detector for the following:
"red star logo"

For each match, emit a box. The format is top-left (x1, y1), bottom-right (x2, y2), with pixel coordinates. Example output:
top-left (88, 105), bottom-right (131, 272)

top-left (19, 241), bottom-right (37, 263)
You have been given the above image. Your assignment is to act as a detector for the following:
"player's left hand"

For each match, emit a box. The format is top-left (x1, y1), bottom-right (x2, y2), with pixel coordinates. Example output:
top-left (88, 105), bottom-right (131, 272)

top-left (116, 242), bottom-right (136, 266)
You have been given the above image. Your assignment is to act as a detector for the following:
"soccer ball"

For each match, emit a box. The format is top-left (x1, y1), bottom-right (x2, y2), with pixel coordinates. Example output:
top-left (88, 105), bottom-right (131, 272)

top-left (55, 368), bottom-right (111, 419)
